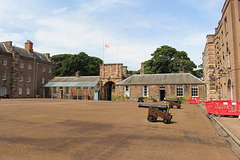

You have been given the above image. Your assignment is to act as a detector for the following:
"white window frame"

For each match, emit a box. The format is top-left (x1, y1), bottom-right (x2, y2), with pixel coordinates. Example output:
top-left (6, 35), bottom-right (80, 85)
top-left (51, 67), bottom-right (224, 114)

top-left (19, 87), bottom-right (23, 95)
top-left (177, 85), bottom-right (183, 97)
top-left (42, 78), bottom-right (45, 84)
top-left (43, 67), bottom-right (46, 72)
top-left (3, 59), bottom-right (7, 66)
top-left (28, 63), bottom-right (32, 69)
top-left (27, 75), bottom-right (31, 82)
top-left (19, 74), bottom-right (23, 82)
top-left (142, 86), bottom-right (149, 97)
top-left (2, 71), bottom-right (6, 80)
top-left (191, 85), bottom-right (198, 97)
top-left (20, 62), bottom-right (24, 68)
top-left (27, 87), bottom-right (30, 95)
top-left (124, 86), bottom-right (130, 97)
top-left (48, 68), bottom-right (51, 73)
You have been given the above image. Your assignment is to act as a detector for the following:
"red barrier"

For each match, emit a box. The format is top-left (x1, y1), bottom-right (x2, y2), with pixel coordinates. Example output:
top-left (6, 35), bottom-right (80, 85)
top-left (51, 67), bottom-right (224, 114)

top-left (204, 100), bottom-right (240, 116)
top-left (189, 97), bottom-right (200, 104)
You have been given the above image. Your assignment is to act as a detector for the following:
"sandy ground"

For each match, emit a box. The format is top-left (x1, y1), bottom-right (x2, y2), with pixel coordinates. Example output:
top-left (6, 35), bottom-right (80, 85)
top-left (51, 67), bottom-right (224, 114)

top-left (0, 99), bottom-right (238, 160)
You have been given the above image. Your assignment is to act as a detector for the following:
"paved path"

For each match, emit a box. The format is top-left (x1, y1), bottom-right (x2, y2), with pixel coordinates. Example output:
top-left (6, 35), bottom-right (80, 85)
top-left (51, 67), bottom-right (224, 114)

top-left (199, 102), bottom-right (240, 159)
top-left (0, 99), bottom-right (238, 160)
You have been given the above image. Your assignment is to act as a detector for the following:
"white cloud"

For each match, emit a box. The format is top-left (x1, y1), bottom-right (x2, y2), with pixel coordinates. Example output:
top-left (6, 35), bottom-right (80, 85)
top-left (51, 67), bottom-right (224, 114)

top-left (53, 7), bottom-right (68, 14)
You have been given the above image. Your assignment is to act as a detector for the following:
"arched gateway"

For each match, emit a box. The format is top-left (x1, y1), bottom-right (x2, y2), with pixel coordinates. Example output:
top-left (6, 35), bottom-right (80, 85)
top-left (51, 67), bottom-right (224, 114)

top-left (100, 64), bottom-right (127, 101)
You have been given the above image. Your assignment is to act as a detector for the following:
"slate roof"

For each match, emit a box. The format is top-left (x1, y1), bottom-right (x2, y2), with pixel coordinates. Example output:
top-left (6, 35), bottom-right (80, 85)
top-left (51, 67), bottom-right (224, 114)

top-left (116, 73), bottom-right (205, 86)
top-left (13, 46), bottom-right (50, 61)
top-left (43, 76), bottom-right (100, 87)
top-left (0, 42), bottom-right (50, 62)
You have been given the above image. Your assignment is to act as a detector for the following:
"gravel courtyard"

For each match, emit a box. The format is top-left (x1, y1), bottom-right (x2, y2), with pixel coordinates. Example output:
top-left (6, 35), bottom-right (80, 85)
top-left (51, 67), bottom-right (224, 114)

top-left (0, 99), bottom-right (237, 160)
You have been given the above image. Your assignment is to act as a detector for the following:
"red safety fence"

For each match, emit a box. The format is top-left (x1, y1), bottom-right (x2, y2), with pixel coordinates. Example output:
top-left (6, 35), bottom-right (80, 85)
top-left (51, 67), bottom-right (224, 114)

top-left (189, 97), bottom-right (200, 104)
top-left (204, 100), bottom-right (240, 116)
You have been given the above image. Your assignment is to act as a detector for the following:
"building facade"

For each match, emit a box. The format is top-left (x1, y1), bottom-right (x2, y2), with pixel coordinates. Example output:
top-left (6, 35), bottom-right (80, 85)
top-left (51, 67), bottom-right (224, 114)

top-left (0, 40), bottom-right (55, 98)
top-left (115, 73), bottom-right (205, 101)
top-left (203, 0), bottom-right (240, 101)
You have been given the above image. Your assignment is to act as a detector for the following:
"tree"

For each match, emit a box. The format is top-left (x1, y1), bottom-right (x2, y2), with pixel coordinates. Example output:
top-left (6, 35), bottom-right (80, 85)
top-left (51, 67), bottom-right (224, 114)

top-left (52, 52), bottom-right (103, 77)
top-left (145, 45), bottom-right (201, 77)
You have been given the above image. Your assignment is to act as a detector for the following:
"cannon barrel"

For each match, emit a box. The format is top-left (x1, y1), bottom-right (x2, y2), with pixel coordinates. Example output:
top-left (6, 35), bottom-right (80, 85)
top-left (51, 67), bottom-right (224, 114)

top-left (138, 103), bottom-right (168, 110)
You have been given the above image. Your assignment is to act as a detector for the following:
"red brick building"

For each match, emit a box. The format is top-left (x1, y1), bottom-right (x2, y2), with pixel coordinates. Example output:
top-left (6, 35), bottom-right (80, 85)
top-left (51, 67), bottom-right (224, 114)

top-left (0, 40), bottom-right (55, 98)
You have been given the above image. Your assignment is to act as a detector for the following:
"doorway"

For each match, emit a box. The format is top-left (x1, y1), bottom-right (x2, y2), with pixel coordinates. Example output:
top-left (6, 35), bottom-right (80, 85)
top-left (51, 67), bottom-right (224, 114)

top-left (104, 81), bottom-right (115, 101)
top-left (160, 87), bottom-right (166, 101)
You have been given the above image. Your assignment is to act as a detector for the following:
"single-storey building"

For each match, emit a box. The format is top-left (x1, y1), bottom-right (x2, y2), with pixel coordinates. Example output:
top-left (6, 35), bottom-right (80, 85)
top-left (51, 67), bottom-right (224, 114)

top-left (43, 71), bottom-right (100, 100)
top-left (115, 73), bottom-right (205, 101)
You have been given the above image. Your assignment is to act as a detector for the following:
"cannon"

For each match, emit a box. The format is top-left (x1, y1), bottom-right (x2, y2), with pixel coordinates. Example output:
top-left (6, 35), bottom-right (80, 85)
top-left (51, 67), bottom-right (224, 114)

top-left (138, 103), bottom-right (172, 123)
top-left (164, 98), bottom-right (181, 109)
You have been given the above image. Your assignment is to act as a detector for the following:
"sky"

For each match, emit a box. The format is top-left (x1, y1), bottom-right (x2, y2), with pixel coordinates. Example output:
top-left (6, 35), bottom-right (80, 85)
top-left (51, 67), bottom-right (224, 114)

top-left (0, 0), bottom-right (225, 71)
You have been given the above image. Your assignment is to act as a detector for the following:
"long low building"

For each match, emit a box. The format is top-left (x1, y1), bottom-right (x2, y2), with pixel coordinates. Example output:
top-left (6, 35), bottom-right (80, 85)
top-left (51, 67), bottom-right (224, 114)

top-left (43, 72), bottom-right (100, 100)
top-left (115, 73), bottom-right (205, 101)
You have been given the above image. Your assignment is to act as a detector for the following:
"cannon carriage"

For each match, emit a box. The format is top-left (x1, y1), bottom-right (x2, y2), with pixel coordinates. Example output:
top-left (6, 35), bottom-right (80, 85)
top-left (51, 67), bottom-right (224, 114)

top-left (138, 103), bottom-right (172, 123)
top-left (164, 98), bottom-right (182, 109)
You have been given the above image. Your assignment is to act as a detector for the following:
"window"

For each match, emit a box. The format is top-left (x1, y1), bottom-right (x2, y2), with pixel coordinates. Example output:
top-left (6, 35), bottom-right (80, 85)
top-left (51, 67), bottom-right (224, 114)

top-left (91, 87), bottom-right (95, 90)
top-left (177, 85), bottom-right (183, 97)
top-left (43, 67), bottom-right (45, 72)
top-left (27, 75), bottom-right (31, 82)
top-left (224, 17), bottom-right (228, 34)
top-left (0, 86), bottom-right (7, 96)
top-left (191, 85), bottom-right (198, 97)
top-left (19, 74), bottom-right (23, 82)
top-left (84, 87), bottom-right (88, 90)
top-left (48, 68), bottom-right (51, 73)
top-left (26, 87), bottom-right (30, 95)
top-left (0, 59), bottom-right (2, 64)
top-left (124, 86), bottom-right (130, 97)
top-left (28, 63), bottom-right (31, 69)
top-left (53, 87), bottom-right (56, 93)
top-left (42, 78), bottom-right (45, 84)
top-left (65, 87), bottom-right (69, 94)
top-left (142, 86), bottom-right (149, 97)
top-left (20, 62), bottom-right (24, 68)
top-left (3, 59), bottom-right (7, 66)
top-left (19, 87), bottom-right (22, 95)
top-left (2, 71), bottom-right (6, 80)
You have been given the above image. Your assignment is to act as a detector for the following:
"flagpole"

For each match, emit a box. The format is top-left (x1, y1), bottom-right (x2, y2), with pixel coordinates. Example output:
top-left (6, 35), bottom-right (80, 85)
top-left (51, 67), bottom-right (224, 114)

top-left (116, 38), bottom-right (119, 76)
top-left (102, 39), bottom-right (104, 64)
top-left (102, 39), bottom-right (105, 79)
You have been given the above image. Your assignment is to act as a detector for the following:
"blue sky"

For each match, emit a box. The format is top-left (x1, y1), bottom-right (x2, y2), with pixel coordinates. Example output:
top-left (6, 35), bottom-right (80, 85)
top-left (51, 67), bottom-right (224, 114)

top-left (0, 0), bottom-right (225, 70)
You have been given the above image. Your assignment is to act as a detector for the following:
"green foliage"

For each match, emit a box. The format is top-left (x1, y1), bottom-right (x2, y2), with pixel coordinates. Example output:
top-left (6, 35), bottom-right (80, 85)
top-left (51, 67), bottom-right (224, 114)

top-left (144, 45), bottom-right (201, 78)
top-left (52, 52), bottom-right (103, 77)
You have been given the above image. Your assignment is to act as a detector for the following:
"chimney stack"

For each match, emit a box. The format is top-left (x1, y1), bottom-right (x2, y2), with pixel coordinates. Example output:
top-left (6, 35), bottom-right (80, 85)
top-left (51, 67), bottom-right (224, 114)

top-left (76, 71), bottom-right (81, 78)
top-left (140, 62), bottom-right (145, 74)
top-left (179, 59), bottom-right (184, 73)
top-left (25, 40), bottom-right (33, 53)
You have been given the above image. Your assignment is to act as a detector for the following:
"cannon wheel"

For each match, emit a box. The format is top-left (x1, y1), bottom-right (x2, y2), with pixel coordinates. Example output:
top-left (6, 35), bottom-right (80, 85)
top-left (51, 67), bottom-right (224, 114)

top-left (147, 115), bottom-right (156, 122)
top-left (177, 105), bottom-right (181, 109)
top-left (163, 118), bottom-right (170, 124)
top-left (169, 105), bottom-right (173, 108)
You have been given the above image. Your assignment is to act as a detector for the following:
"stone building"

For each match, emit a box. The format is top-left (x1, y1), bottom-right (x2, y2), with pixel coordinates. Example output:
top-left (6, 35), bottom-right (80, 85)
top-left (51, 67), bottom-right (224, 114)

top-left (0, 40), bottom-right (55, 98)
top-left (115, 66), bottom-right (205, 101)
top-left (43, 63), bottom-right (128, 101)
top-left (203, 0), bottom-right (240, 101)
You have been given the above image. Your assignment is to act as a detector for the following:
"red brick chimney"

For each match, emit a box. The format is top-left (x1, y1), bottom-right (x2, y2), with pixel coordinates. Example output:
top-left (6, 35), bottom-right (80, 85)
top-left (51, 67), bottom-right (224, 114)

top-left (179, 59), bottom-right (184, 73)
top-left (25, 40), bottom-right (33, 53)
top-left (140, 62), bottom-right (145, 74)
top-left (76, 71), bottom-right (81, 78)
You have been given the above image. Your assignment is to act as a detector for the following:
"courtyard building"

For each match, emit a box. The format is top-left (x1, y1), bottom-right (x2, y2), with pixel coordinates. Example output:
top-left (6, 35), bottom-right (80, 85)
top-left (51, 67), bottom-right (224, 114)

top-left (203, 0), bottom-right (240, 101)
top-left (115, 73), bottom-right (205, 101)
top-left (0, 40), bottom-right (55, 98)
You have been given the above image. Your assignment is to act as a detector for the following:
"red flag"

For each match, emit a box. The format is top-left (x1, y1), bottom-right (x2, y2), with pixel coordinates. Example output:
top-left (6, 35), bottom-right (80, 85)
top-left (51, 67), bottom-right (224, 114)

top-left (105, 43), bottom-right (110, 48)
